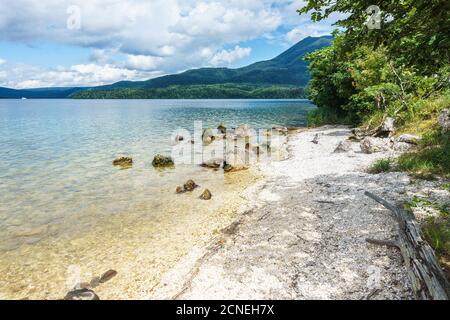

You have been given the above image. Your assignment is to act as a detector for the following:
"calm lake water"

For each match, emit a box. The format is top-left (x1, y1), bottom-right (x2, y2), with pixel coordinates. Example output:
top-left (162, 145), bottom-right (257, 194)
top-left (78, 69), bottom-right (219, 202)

top-left (0, 99), bottom-right (315, 299)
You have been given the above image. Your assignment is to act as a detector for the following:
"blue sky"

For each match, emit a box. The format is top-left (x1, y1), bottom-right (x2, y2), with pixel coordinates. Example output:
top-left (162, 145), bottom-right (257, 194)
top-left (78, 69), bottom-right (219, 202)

top-left (0, 0), bottom-right (342, 89)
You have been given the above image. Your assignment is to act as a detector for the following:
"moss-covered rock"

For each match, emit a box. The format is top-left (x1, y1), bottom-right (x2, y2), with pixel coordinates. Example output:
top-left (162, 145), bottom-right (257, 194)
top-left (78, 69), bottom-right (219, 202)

top-left (199, 189), bottom-right (212, 200)
top-left (183, 179), bottom-right (198, 191)
top-left (112, 156), bottom-right (133, 166)
top-left (152, 154), bottom-right (174, 167)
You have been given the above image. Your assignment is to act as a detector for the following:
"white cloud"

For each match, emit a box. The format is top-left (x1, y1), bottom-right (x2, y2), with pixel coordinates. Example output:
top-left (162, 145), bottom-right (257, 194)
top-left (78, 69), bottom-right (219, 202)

top-left (0, 60), bottom-right (161, 88)
top-left (125, 55), bottom-right (163, 71)
top-left (209, 46), bottom-right (252, 66)
top-left (0, 58), bottom-right (6, 65)
top-left (286, 25), bottom-right (332, 43)
top-left (0, 0), bottom-right (341, 88)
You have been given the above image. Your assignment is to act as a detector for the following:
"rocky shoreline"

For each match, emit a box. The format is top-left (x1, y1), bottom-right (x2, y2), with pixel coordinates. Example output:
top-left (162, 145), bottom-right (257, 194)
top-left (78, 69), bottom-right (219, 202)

top-left (148, 125), bottom-right (448, 300)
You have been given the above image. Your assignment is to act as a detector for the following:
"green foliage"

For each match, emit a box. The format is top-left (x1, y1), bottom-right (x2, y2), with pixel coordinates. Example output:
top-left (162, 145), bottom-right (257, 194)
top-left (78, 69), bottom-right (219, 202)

top-left (397, 132), bottom-right (450, 178)
top-left (71, 84), bottom-right (307, 99)
top-left (307, 107), bottom-right (352, 127)
top-left (300, 1), bottom-right (450, 126)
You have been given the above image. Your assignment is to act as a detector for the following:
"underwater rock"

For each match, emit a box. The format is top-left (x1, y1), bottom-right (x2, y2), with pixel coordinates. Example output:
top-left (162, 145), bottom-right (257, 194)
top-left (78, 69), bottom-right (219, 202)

top-left (201, 158), bottom-right (223, 169)
top-left (184, 179), bottom-right (198, 191)
top-left (360, 137), bottom-right (391, 153)
top-left (217, 123), bottom-right (227, 134)
top-left (64, 288), bottom-right (99, 300)
top-left (152, 154), bottom-right (174, 167)
top-left (199, 189), bottom-right (212, 200)
top-left (112, 156), bottom-right (133, 166)
top-left (100, 269), bottom-right (117, 283)
top-left (176, 186), bottom-right (184, 194)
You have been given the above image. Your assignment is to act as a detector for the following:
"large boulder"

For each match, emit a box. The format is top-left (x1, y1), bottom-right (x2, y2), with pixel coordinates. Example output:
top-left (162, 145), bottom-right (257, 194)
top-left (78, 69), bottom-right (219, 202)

top-left (360, 137), bottom-right (391, 153)
top-left (438, 109), bottom-right (450, 134)
top-left (152, 154), bottom-right (174, 167)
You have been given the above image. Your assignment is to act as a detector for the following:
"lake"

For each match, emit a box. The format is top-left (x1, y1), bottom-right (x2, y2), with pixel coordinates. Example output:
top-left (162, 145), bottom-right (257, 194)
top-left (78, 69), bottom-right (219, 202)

top-left (0, 99), bottom-right (315, 299)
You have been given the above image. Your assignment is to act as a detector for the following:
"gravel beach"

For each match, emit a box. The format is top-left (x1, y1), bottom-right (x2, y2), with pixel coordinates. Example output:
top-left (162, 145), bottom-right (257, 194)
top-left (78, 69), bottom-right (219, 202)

top-left (150, 125), bottom-right (449, 300)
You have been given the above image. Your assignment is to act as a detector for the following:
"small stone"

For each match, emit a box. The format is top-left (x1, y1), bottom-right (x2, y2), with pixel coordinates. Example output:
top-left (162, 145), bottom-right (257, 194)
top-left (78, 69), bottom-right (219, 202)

top-left (152, 154), bottom-right (174, 168)
top-left (112, 156), bottom-right (133, 166)
top-left (89, 276), bottom-right (101, 288)
top-left (64, 288), bottom-right (99, 300)
top-left (184, 179), bottom-right (198, 192)
top-left (334, 140), bottom-right (352, 153)
top-left (99, 269), bottom-right (117, 283)
top-left (217, 123), bottom-right (227, 134)
top-left (199, 189), bottom-right (212, 200)
top-left (311, 134), bottom-right (319, 144)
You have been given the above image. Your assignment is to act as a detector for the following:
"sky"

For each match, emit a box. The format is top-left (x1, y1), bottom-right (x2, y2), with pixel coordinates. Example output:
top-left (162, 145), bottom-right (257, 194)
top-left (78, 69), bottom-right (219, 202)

top-left (0, 0), bottom-right (342, 89)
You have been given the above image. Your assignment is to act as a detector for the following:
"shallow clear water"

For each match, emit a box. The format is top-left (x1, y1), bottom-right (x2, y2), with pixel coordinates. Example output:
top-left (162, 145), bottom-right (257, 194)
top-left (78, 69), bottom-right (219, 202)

top-left (0, 99), bottom-right (314, 299)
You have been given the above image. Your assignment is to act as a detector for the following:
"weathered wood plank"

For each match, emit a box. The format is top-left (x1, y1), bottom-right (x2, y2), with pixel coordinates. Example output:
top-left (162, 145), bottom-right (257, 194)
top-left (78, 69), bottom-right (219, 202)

top-left (365, 191), bottom-right (450, 300)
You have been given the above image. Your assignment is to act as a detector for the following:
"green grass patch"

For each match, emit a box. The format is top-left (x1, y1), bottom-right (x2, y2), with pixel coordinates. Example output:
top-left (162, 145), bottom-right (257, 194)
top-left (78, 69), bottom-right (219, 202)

top-left (396, 132), bottom-right (450, 178)
top-left (368, 158), bottom-right (395, 173)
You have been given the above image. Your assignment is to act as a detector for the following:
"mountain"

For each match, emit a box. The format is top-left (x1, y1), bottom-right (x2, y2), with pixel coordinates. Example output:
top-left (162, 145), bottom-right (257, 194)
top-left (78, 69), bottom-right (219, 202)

top-left (0, 36), bottom-right (333, 99)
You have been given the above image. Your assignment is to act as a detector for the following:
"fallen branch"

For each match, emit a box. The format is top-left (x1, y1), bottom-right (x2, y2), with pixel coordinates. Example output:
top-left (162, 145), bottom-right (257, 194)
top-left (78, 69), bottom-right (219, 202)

top-left (365, 191), bottom-right (450, 300)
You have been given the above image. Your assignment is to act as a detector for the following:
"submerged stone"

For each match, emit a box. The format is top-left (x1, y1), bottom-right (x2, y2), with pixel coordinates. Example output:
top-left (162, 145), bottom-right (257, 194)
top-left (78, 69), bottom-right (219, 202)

top-left (152, 154), bottom-right (174, 167)
top-left (99, 269), bottom-right (117, 283)
top-left (184, 179), bottom-right (198, 191)
top-left (199, 189), bottom-right (212, 200)
top-left (112, 156), bottom-right (133, 166)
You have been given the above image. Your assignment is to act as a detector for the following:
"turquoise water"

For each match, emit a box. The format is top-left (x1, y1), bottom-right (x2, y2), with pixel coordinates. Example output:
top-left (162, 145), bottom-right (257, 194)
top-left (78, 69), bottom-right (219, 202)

top-left (0, 99), bottom-right (315, 251)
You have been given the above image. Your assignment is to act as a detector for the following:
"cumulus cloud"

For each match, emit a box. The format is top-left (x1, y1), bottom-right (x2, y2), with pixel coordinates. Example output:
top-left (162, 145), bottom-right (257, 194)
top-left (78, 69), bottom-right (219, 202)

top-left (0, 0), bottom-right (340, 88)
top-left (209, 46), bottom-right (252, 66)
top-left (0, 61), bottom-right (161, 88)
top-left (0, 58), bottom-right (6, 65)
top-left (286, 24), bottom-right (332, 43)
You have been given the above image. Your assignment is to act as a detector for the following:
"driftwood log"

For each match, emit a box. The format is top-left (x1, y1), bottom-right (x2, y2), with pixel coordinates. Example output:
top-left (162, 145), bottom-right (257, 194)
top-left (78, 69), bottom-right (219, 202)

top-left (364, 191), bottom-right (450, 300)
